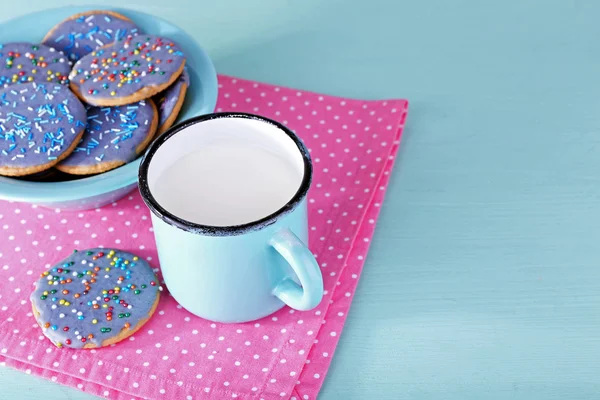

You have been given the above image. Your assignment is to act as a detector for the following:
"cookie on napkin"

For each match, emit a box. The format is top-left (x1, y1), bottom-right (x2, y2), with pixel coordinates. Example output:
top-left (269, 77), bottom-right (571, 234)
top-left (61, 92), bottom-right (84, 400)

top-left (31, 248), bottom-right (161, 349)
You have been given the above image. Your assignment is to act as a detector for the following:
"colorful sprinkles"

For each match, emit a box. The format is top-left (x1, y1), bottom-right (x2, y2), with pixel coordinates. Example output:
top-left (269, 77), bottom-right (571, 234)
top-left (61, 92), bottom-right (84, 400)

top-left (0, 82), bottom-right (87, 171)
top-left (43, 11), bottom-right (141, 62)
top-left (31, 248), bottom-right (160, 349)
top-left (0, 42), bottom-right (71, 88)
top-left (57, 99), bottom-right (156, 170)
top-left (69, 35), bottom-right (185, 101)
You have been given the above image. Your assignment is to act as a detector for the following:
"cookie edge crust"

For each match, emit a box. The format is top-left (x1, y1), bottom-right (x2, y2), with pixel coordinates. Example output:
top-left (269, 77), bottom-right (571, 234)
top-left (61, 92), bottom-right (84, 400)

top-left (70, 61), bottom-right (185, 107)
top-left (32, 286), bottom-right (161, 349)
top-left (0, 128), bottom-right (85, 177)
top-left (156, 80), bottom-right (188, 137)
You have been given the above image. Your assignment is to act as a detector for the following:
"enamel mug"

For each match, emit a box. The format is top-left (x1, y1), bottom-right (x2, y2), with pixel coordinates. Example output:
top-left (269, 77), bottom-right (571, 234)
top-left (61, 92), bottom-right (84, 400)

top-left (139, 113), bottom-right (323, 323)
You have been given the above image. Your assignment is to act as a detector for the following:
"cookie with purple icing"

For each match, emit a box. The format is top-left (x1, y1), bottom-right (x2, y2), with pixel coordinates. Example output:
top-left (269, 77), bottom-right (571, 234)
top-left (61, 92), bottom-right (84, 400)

top-left (31, 248), bottom-right (161, 349)
top-left (0, 42), bottom-right (71, 88)
top-left (42, 10), bottom-right (141, 62)
top-left (0, 82), bottom-right (87, 176)
top-left (56, 99), bottom-right (158, 175)
top-left (69, 34), bottom-right (186, 107)
top-left (154, 67), bottom-right (189, 136)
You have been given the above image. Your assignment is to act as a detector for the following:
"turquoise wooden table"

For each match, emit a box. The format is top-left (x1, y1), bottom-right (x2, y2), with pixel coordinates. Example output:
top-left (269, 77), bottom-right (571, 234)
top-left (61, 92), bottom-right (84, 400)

top-left (3, 1), bottom-right (600, 399)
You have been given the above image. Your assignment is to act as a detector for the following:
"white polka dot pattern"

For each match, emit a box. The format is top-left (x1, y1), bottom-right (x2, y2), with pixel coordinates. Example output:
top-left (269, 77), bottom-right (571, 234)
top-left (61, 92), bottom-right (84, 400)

top-left (0, 75), bottom-right (408, 400)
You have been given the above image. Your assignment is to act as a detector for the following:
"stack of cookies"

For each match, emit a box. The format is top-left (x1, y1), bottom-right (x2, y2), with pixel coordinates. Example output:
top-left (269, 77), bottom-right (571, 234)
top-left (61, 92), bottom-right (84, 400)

top-left (0, 10), bottom-right (190, 178)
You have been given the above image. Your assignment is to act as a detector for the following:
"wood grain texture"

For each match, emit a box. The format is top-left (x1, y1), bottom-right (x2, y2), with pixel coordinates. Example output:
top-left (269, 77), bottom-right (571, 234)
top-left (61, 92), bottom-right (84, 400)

top-left (3, 0), bottom-right (600, 399)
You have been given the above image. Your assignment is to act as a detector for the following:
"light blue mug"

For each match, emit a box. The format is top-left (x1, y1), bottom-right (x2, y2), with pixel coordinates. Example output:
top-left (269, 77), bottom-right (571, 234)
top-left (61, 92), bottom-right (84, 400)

top-left (139, 113), bottom-right (323, 323)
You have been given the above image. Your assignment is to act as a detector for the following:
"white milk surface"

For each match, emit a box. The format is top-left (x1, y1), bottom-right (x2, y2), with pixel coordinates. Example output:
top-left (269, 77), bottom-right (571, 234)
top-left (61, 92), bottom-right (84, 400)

top-left (152, 142), bottom-right (302, 226)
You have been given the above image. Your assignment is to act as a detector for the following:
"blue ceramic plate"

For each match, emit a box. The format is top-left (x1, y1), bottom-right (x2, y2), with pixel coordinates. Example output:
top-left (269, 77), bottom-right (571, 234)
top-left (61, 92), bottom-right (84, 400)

top-left (0, 6), bottom-right (217, 210)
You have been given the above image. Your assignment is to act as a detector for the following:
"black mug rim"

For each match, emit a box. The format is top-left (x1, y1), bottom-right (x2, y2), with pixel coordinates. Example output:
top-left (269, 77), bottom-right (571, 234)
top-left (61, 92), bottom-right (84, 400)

top-left (138, 112), bottom-right (313, 236)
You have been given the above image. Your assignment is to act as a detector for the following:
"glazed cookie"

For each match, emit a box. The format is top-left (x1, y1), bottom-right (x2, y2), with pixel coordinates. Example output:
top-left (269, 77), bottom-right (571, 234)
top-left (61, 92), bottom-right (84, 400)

top-left (0, 42), bottom-right (71, 88)
top-left (0, 82), bottom-right (87, 176)
top-left (155, 67), bottom-right (189, 136)
top-left (43, 10), bottom-right (141, 62)
top-left (56, 99), bottom-right (158, 175)
top-left (31, 248), bottom-right (161, 349)
top-left (69, 34), bottom-right (186, 106)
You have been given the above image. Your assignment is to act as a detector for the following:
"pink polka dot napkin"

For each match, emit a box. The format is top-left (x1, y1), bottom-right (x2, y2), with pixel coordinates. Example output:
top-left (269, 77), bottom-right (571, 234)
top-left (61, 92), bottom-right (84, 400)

top-left (0, 75), bottom-right (408, 400)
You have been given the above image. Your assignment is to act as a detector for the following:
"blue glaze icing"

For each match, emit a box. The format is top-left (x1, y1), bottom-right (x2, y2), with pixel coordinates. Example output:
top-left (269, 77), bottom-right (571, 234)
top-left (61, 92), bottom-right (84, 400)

top-left (69, 35), bottom-right (186, 100)
top-left (43, 11), bottom-right (141, 62)
top-left (155, 68), bottom-right (189, 130)
top-left (0, 82), bottom-right (87, 169)
top-left (0, 42), bottom-right (71, 88)
top-left (31, 248), bottom-right (160, 349)
top-left (58, 99), bottom-right (156, 168)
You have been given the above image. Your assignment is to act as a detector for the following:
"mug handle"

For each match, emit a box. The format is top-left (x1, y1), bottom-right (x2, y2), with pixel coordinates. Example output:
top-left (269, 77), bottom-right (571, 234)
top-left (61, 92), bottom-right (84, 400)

top-left (270, 228), bottom-right (323, 311)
